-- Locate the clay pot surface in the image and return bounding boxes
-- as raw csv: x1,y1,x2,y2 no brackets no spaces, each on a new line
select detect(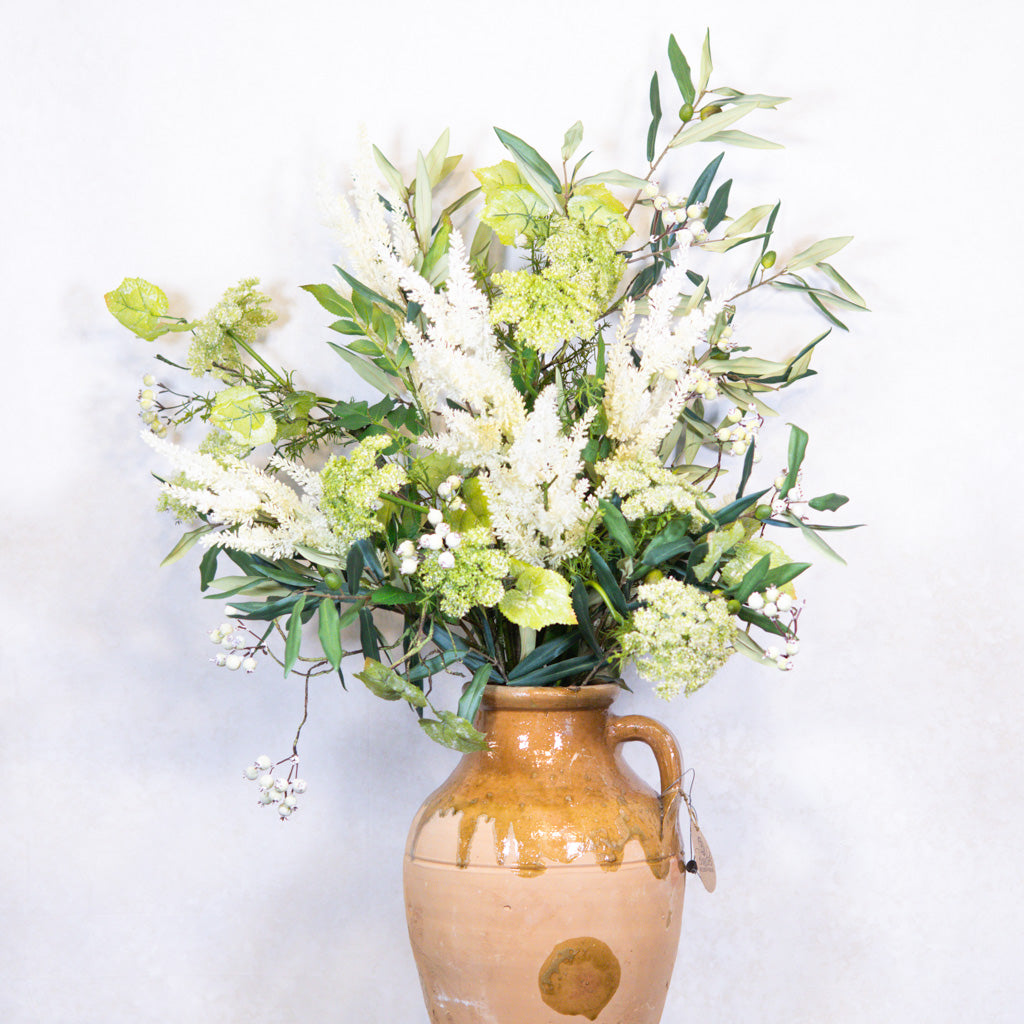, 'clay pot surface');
404,683,686,1024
